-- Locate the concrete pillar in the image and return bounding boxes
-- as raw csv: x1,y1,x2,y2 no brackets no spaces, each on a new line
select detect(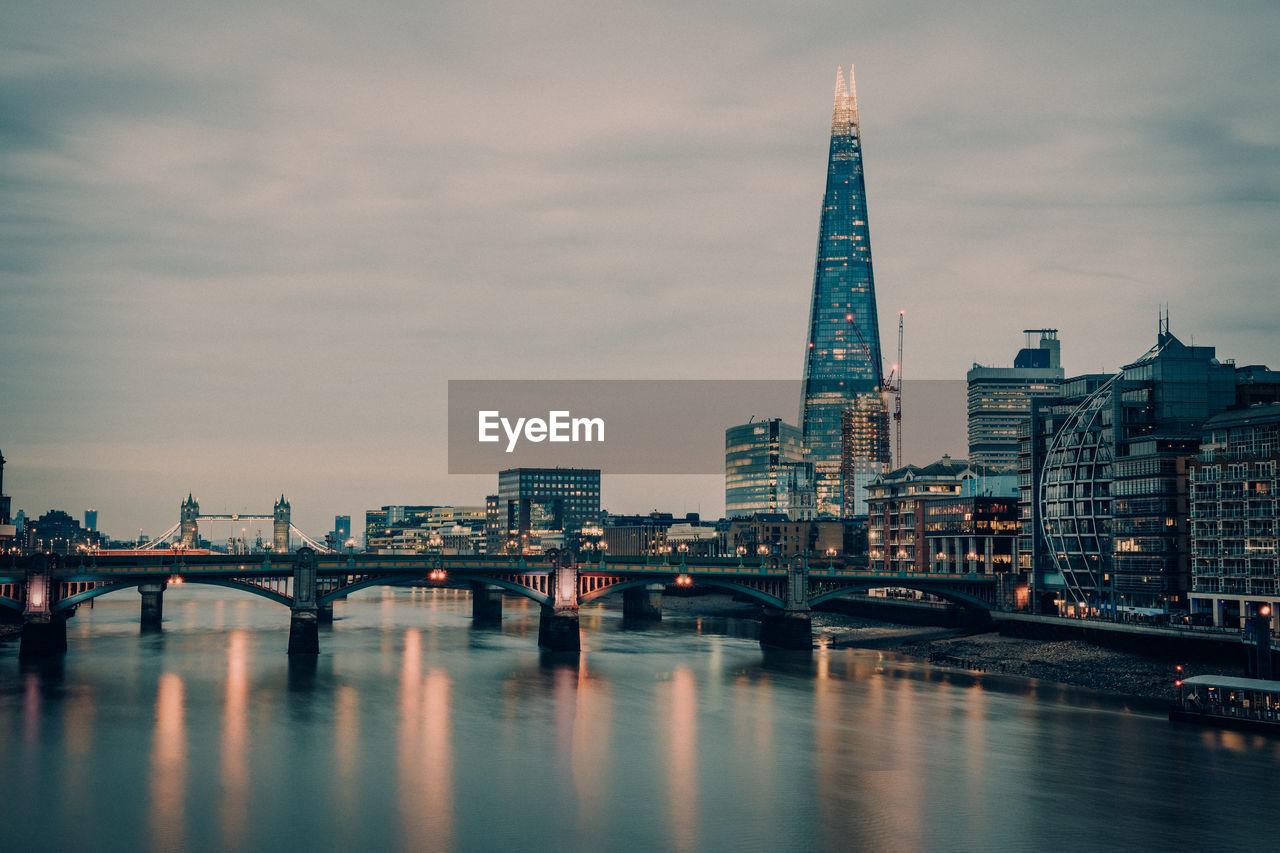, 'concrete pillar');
538,604,580,651
538,555,580,651
317,601,334,624
623,584,663,620
984,537,993,575
470,582,503,621
20,556,67,658
288,547,319,655
968,537,978,574
139,582,165,626
761,558,812,651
